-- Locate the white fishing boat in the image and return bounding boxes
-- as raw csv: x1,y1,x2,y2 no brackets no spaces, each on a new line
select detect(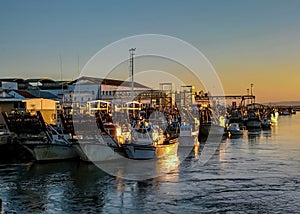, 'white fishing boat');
178,125,198,147
122,126,178,160
281,109,291,116
23,143,77,161
2,111,77,161
67,105,128,162
227,123,243,136
21,125,78,161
